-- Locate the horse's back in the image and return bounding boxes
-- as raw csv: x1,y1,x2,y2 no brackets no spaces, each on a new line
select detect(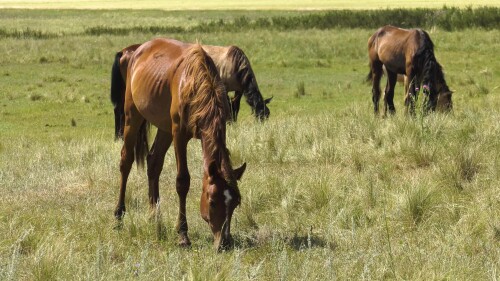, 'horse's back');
131,38,188,72
128,38,189,131
370,25,422,74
